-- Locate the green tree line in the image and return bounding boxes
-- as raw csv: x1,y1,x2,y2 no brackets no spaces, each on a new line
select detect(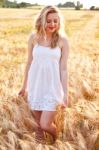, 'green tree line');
0,0,35,8
0,0,99,10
